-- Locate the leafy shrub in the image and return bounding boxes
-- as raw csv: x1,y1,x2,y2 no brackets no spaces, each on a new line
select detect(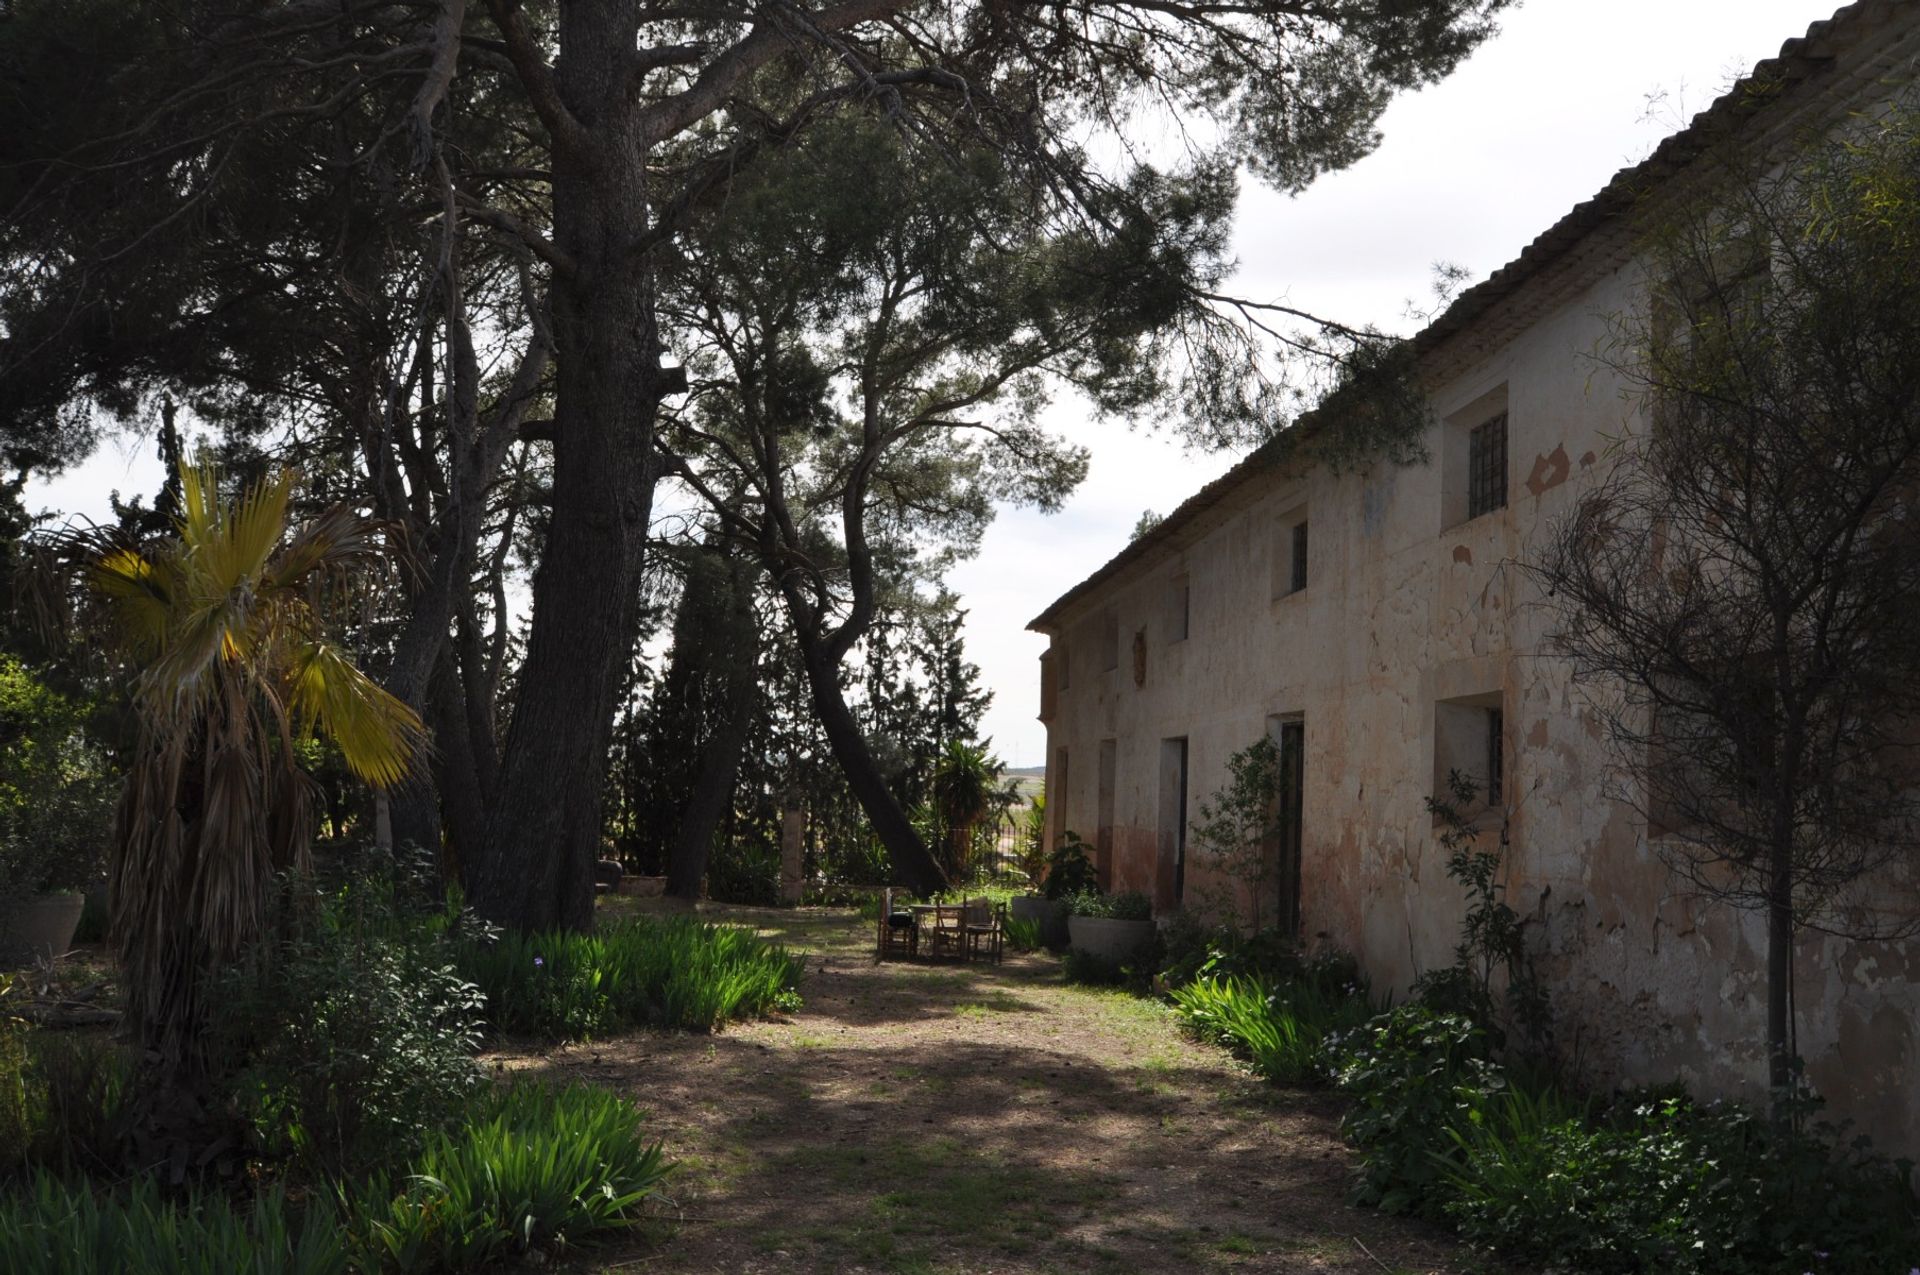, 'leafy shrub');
1331,1006,1503,1216
0,1171,348,1275
1423,772,1549,1046
706,837,780,905
1172,972,1378,1085
459,916,802,1040
361,1080,670,1271
1442,1088,1920,1274
0,655,116,905
1187,734,1287,930
212,863,488,1177
1158,915,1368,998
1041,831,1097,900
1063,888,1151,920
